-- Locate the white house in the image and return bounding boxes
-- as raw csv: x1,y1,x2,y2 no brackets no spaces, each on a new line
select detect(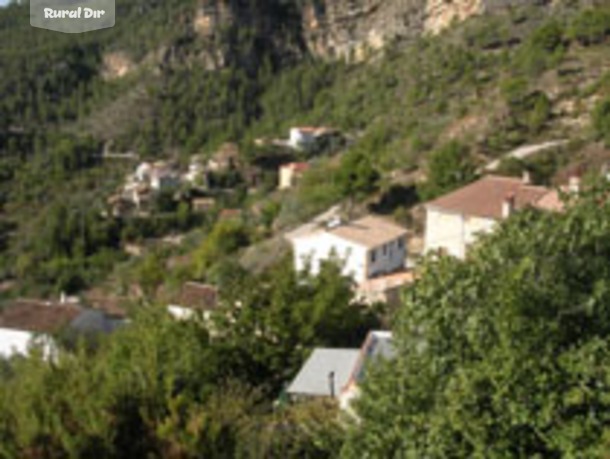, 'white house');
287,215,408,284
424,175,575,259
287,331,395,411
0,300,124,359
288,127,336,150
166,282,218,321
278,162,310,190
